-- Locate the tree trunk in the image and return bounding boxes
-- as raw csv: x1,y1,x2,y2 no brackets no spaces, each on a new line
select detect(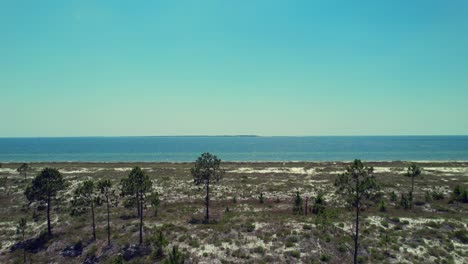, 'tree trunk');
205,182,210,224
410,176,414,209
354,177,360,264
91,201,96,241
139,191,143,244
23,234,26,263
106,195,110,246
136,193,140,217
305,197,308,216
47,195,52,236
